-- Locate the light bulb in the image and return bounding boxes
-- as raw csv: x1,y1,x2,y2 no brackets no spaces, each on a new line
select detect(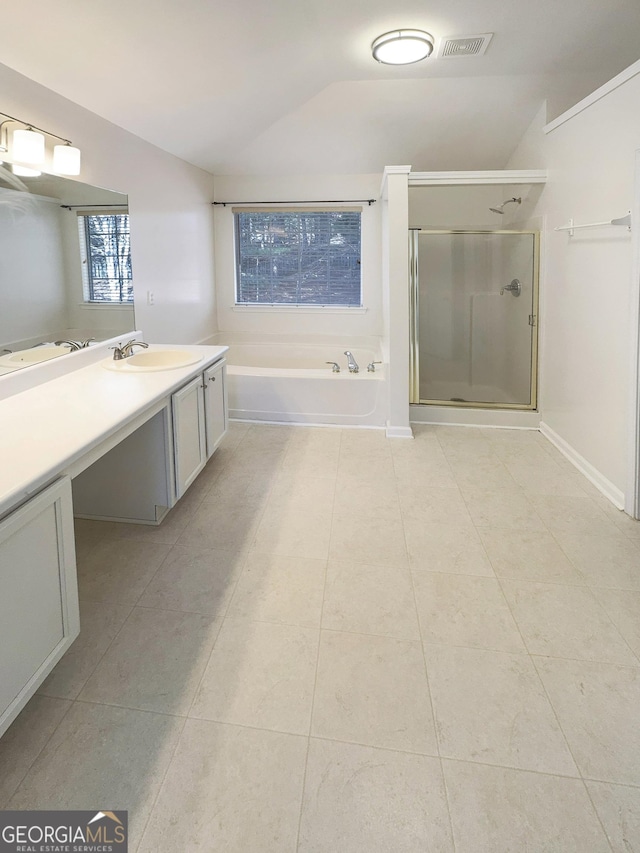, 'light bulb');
12,128,45,164
371,30,434,65
53,144,81,175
